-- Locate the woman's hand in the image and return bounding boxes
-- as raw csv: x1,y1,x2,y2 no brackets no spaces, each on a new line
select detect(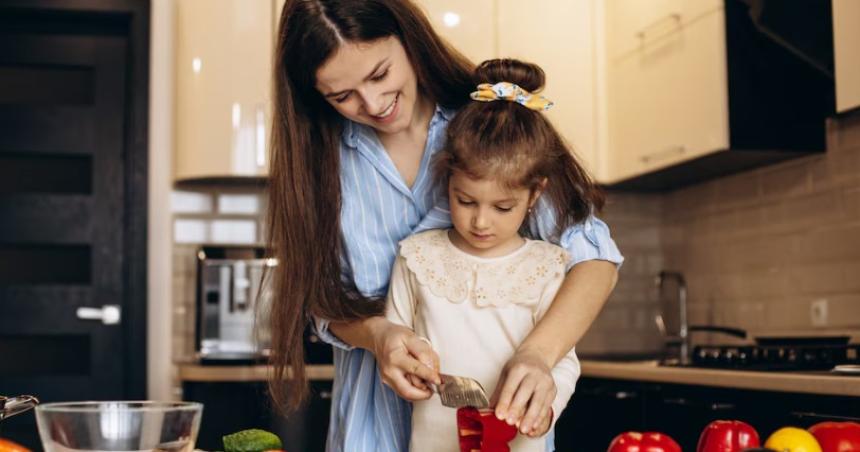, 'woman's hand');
370,319,441,401
490,349,557,436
